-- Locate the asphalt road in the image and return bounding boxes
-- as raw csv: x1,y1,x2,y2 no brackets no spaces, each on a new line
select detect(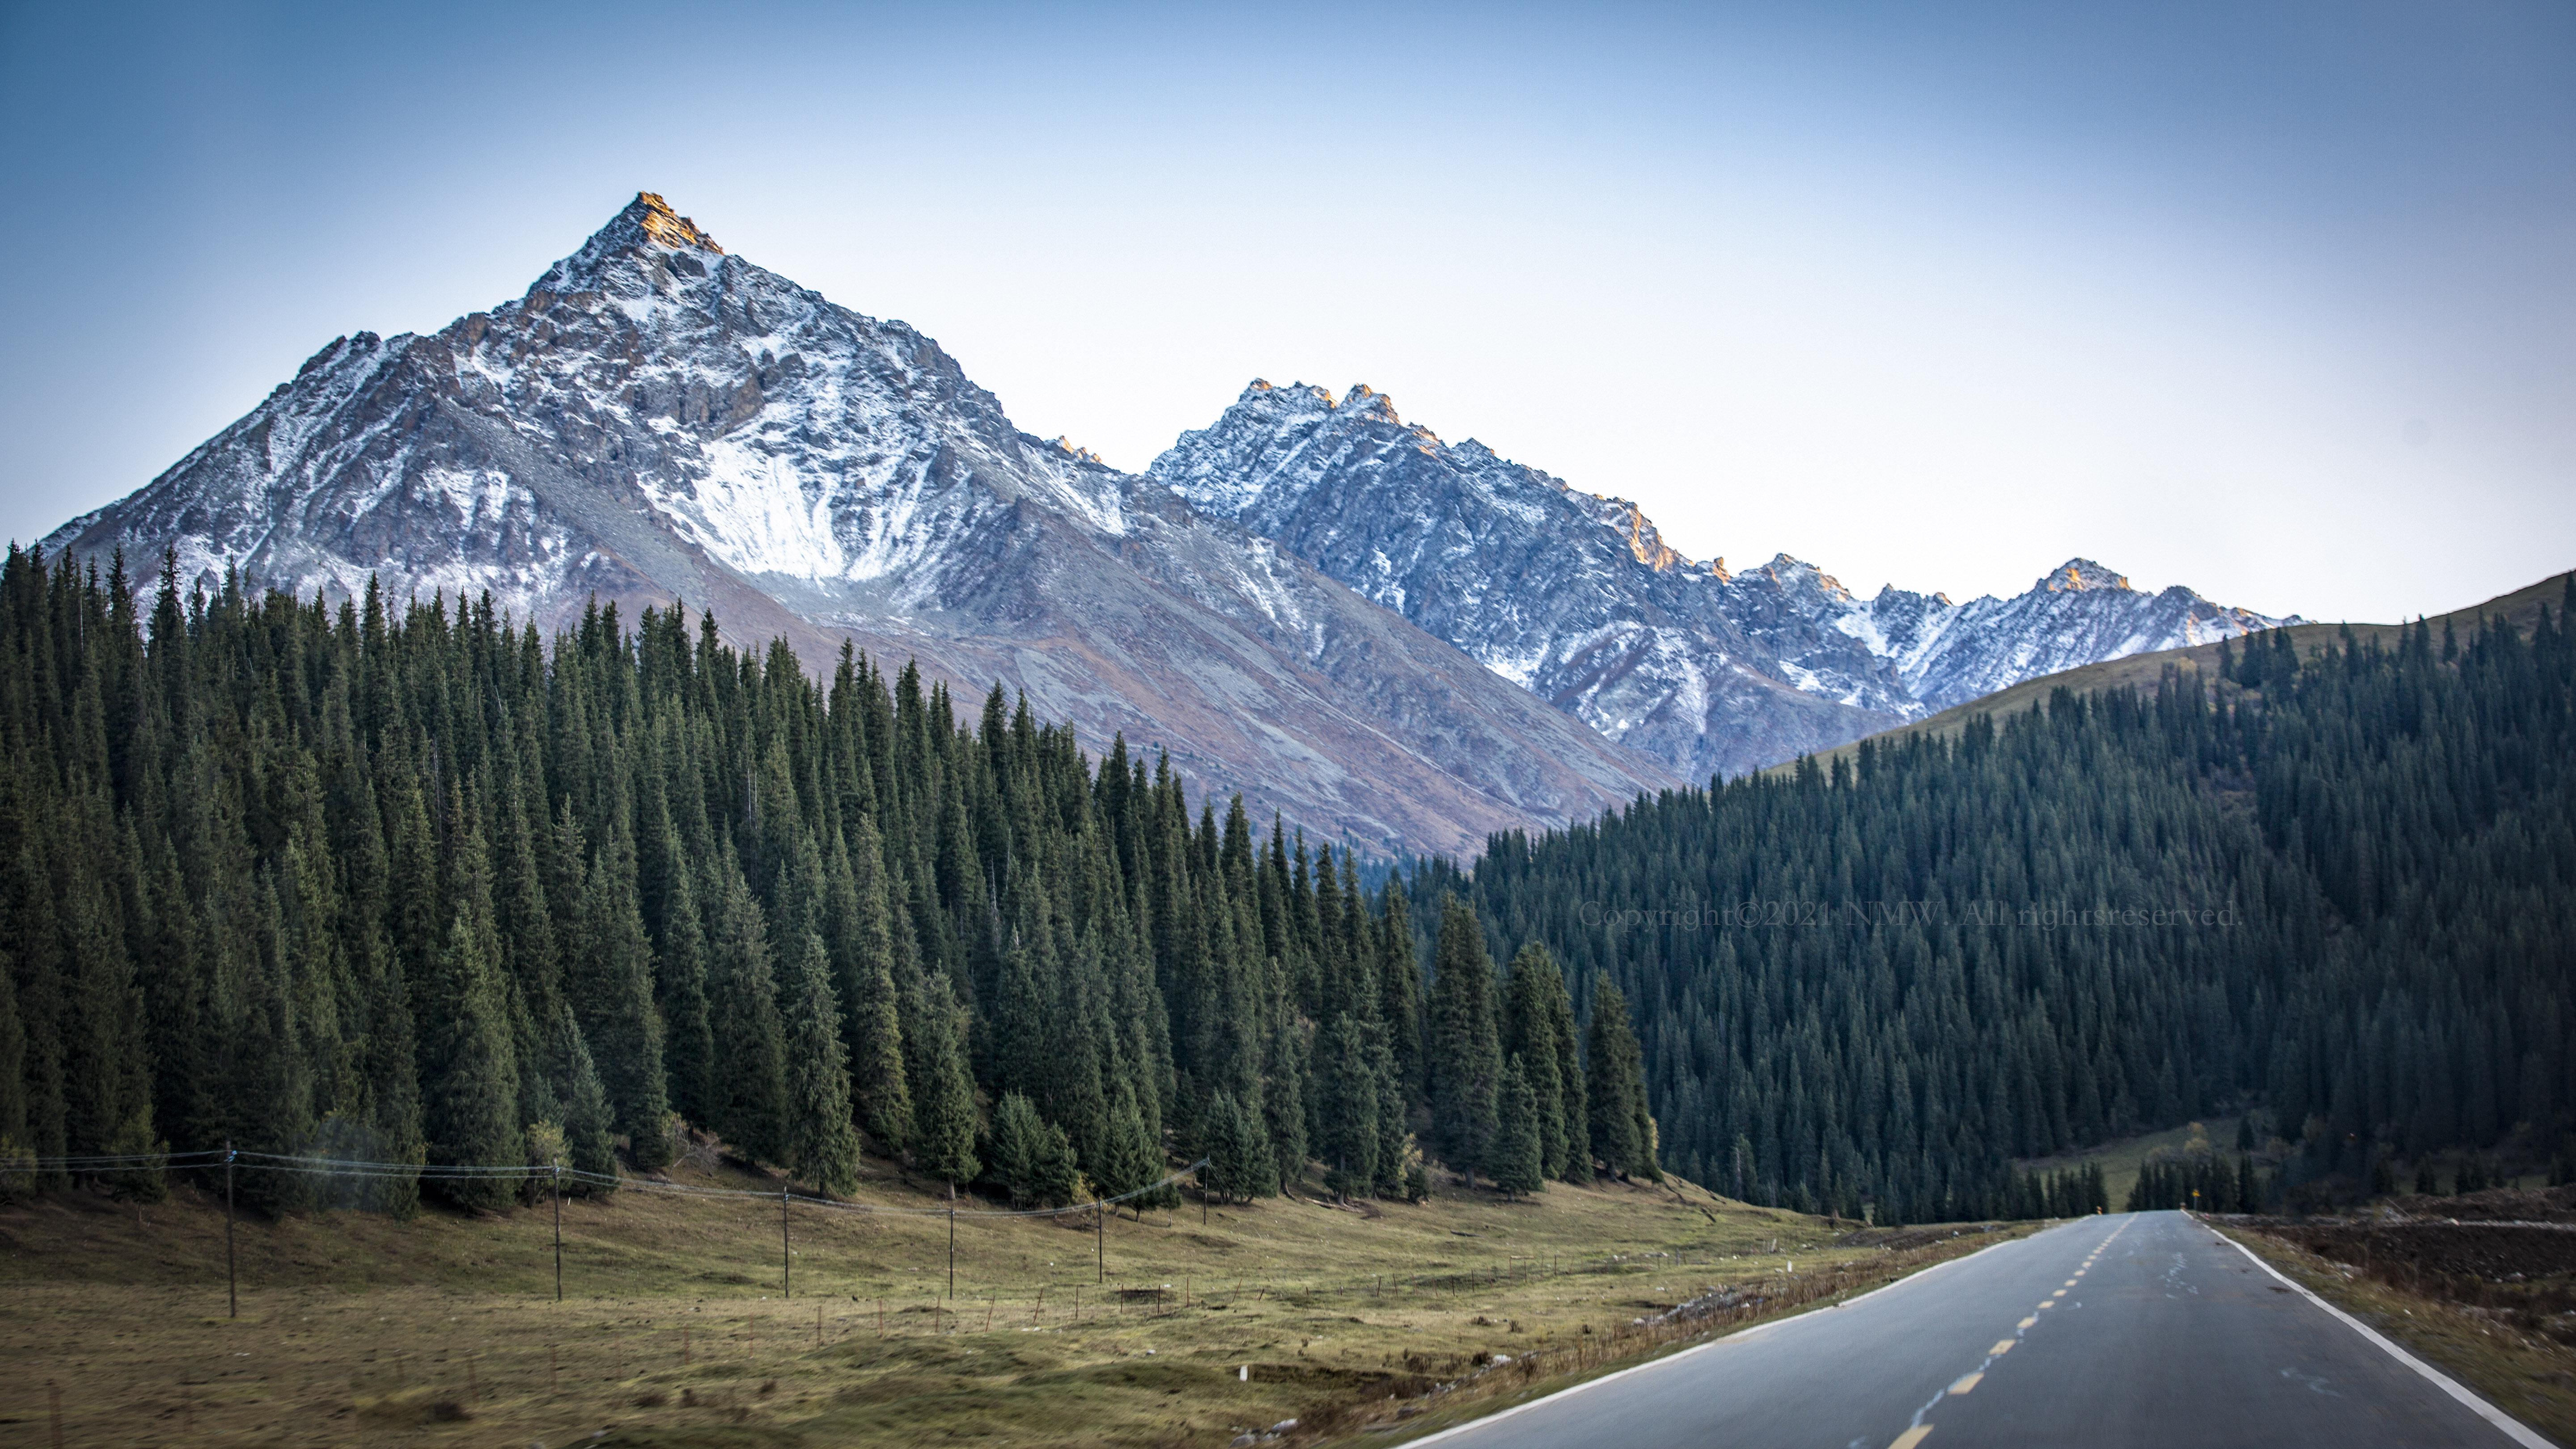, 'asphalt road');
1415,1210,2544,1449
